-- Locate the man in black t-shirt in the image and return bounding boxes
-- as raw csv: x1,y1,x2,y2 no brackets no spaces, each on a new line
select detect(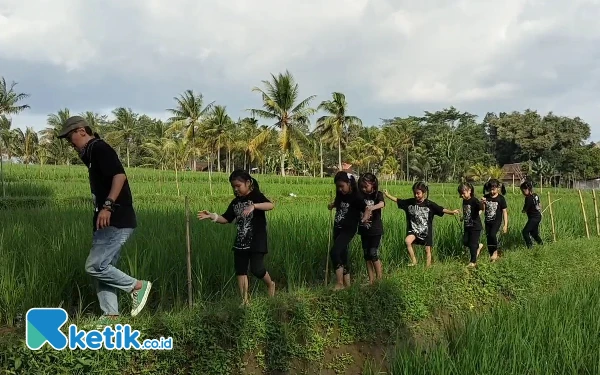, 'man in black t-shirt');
58,116,152,325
